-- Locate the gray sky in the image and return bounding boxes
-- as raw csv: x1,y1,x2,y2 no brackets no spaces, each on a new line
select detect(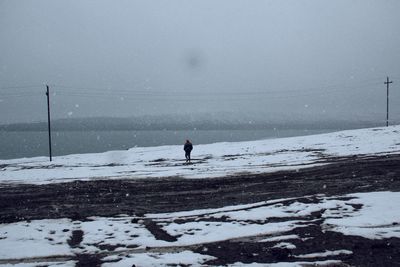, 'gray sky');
1,0,400,124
